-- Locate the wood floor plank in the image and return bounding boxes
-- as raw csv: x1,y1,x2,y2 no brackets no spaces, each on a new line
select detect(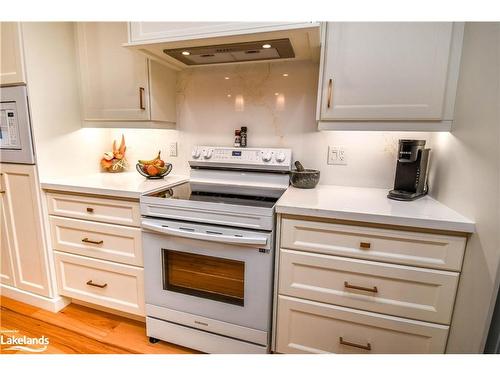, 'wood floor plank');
0,297,198,354
1,304,132,354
